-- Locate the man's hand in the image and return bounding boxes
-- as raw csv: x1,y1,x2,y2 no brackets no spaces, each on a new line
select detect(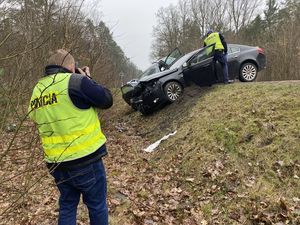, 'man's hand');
77,66,92,79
